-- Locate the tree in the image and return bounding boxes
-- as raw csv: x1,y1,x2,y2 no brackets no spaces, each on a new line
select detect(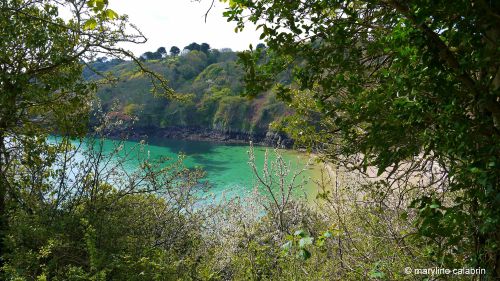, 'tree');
224,0,500,276
0,0,174,272
170,46,180,56
207,48,220,64
141,51,155,60
184,42,201,52
141,50,164,60
256,43,266,50
200,42,211,54
2,132,205,279
157,46,167,57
